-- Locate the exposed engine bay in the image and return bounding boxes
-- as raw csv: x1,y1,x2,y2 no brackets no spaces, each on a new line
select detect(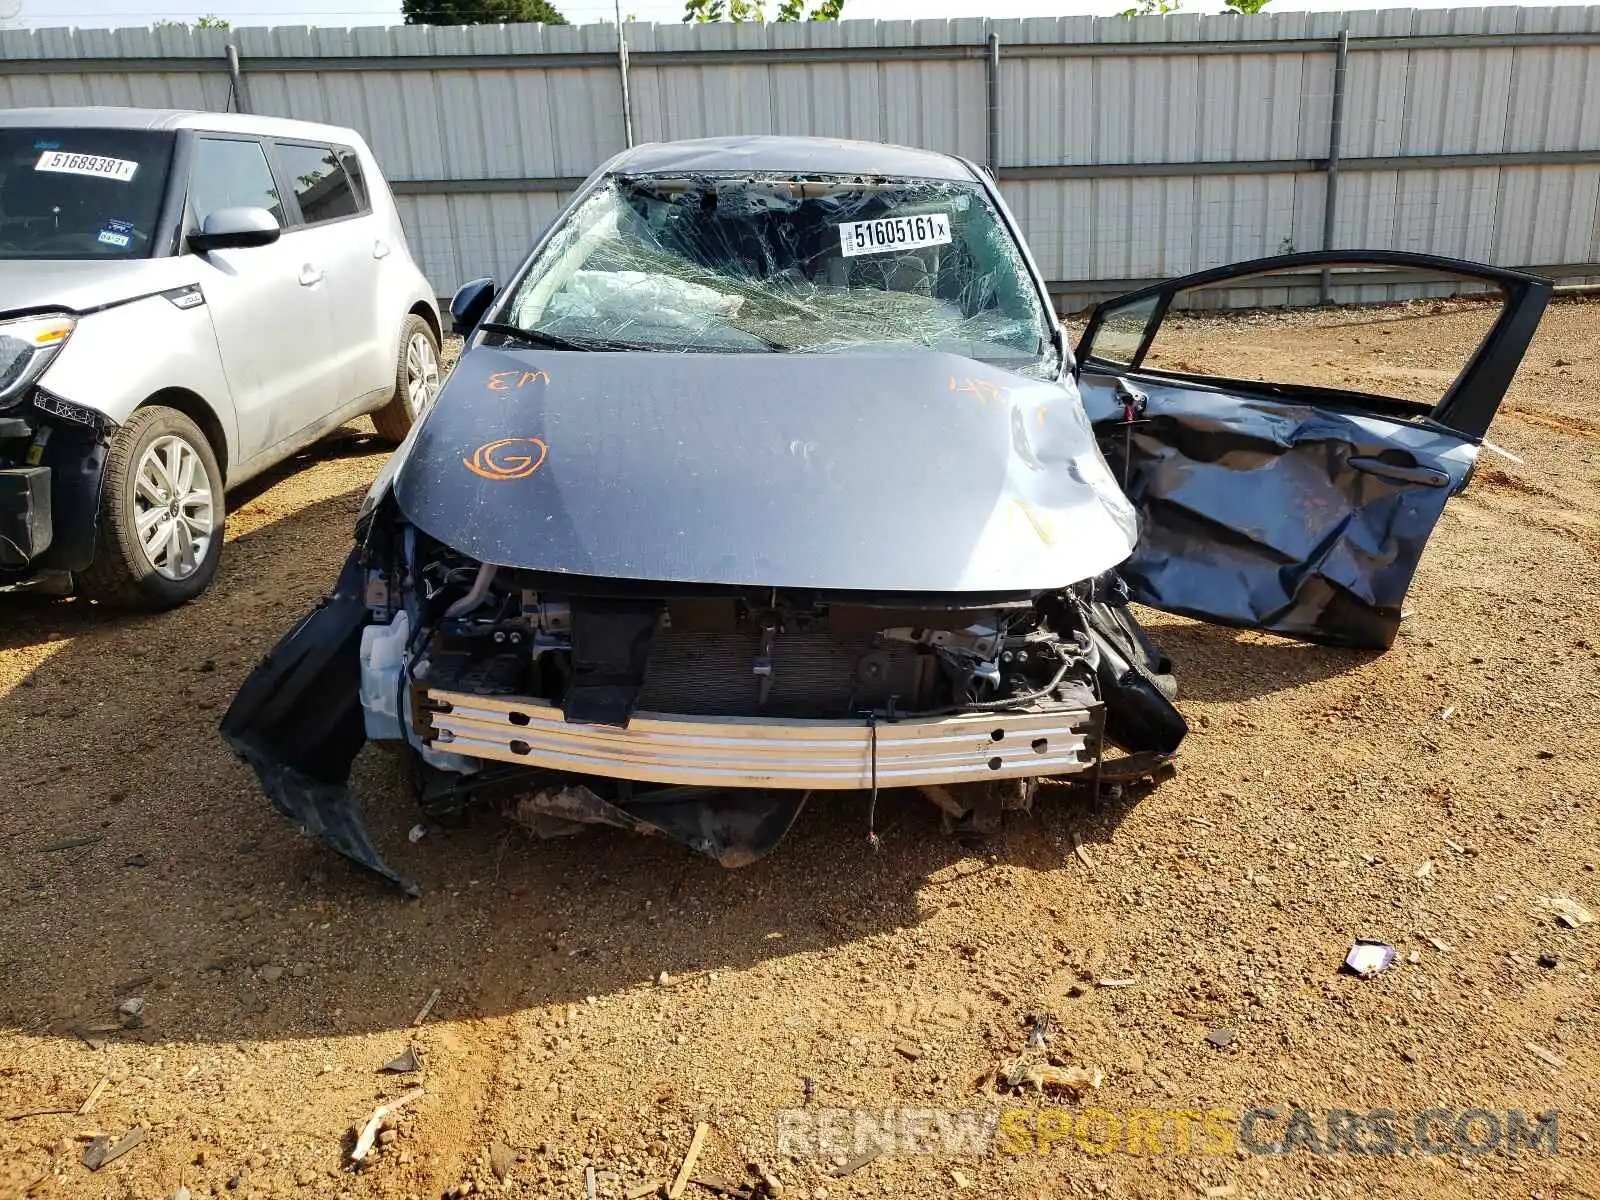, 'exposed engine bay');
222,520,1187,892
